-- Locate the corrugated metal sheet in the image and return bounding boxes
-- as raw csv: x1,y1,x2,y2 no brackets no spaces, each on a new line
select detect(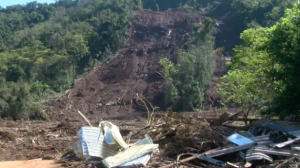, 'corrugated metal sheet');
251,120,300,133
246,147,273,162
